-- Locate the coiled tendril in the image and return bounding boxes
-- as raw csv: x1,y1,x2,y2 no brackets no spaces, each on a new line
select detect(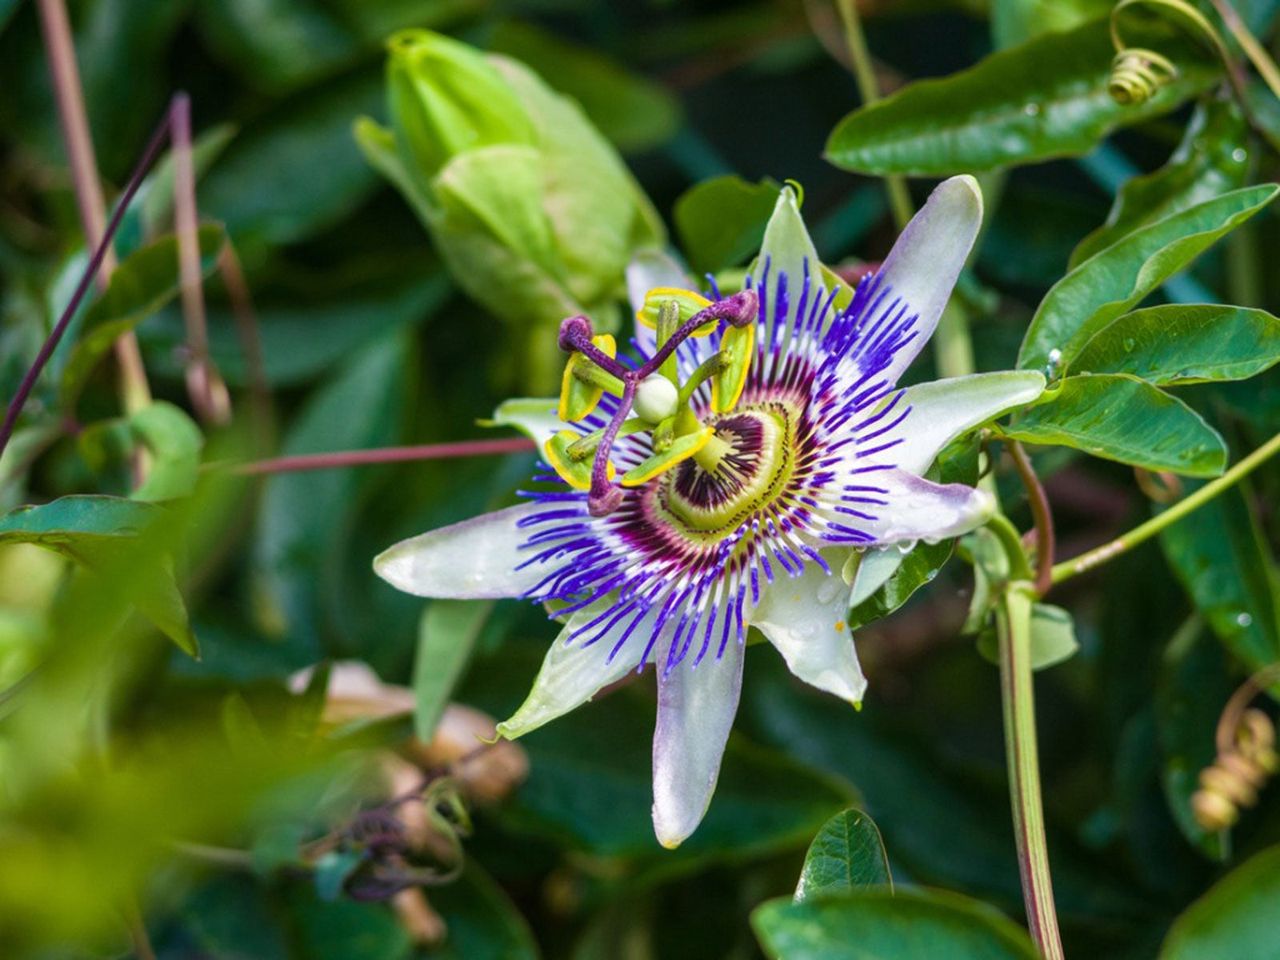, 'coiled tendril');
1107,0,1229,105
1191,664,1280,832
